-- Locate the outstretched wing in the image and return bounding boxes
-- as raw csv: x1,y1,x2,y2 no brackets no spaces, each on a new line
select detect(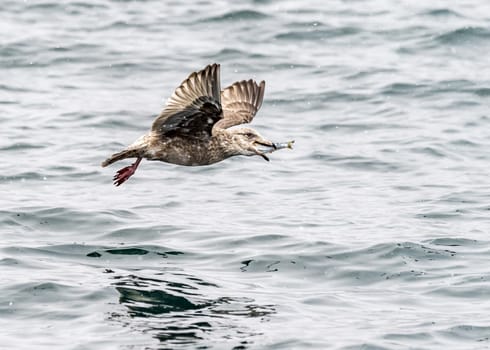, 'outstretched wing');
152,64,222,138
212,79,265,132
